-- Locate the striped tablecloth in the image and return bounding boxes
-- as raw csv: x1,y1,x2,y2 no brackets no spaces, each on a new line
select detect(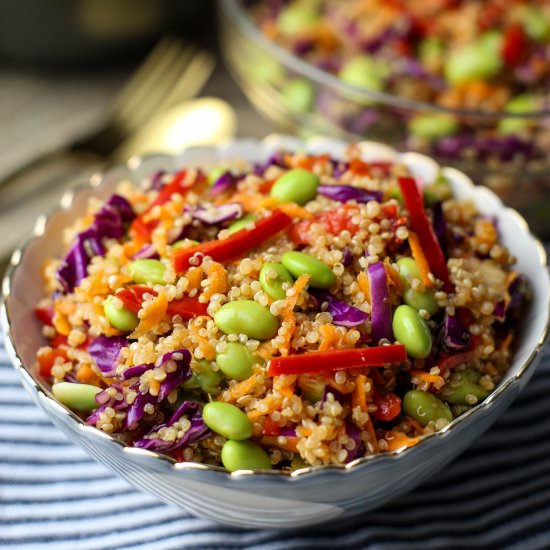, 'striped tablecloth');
2,341,550,550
